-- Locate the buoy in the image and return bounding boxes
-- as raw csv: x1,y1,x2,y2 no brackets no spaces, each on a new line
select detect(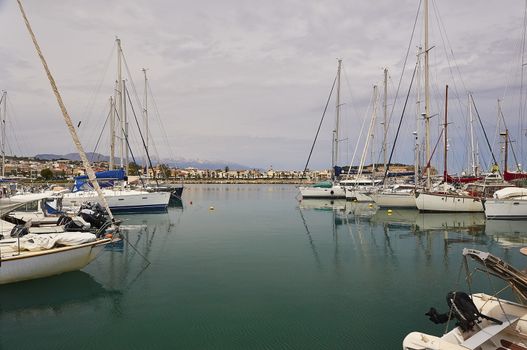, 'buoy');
368,203,373,208
190,201,193,205
387,209,393,216
209,206,215,211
